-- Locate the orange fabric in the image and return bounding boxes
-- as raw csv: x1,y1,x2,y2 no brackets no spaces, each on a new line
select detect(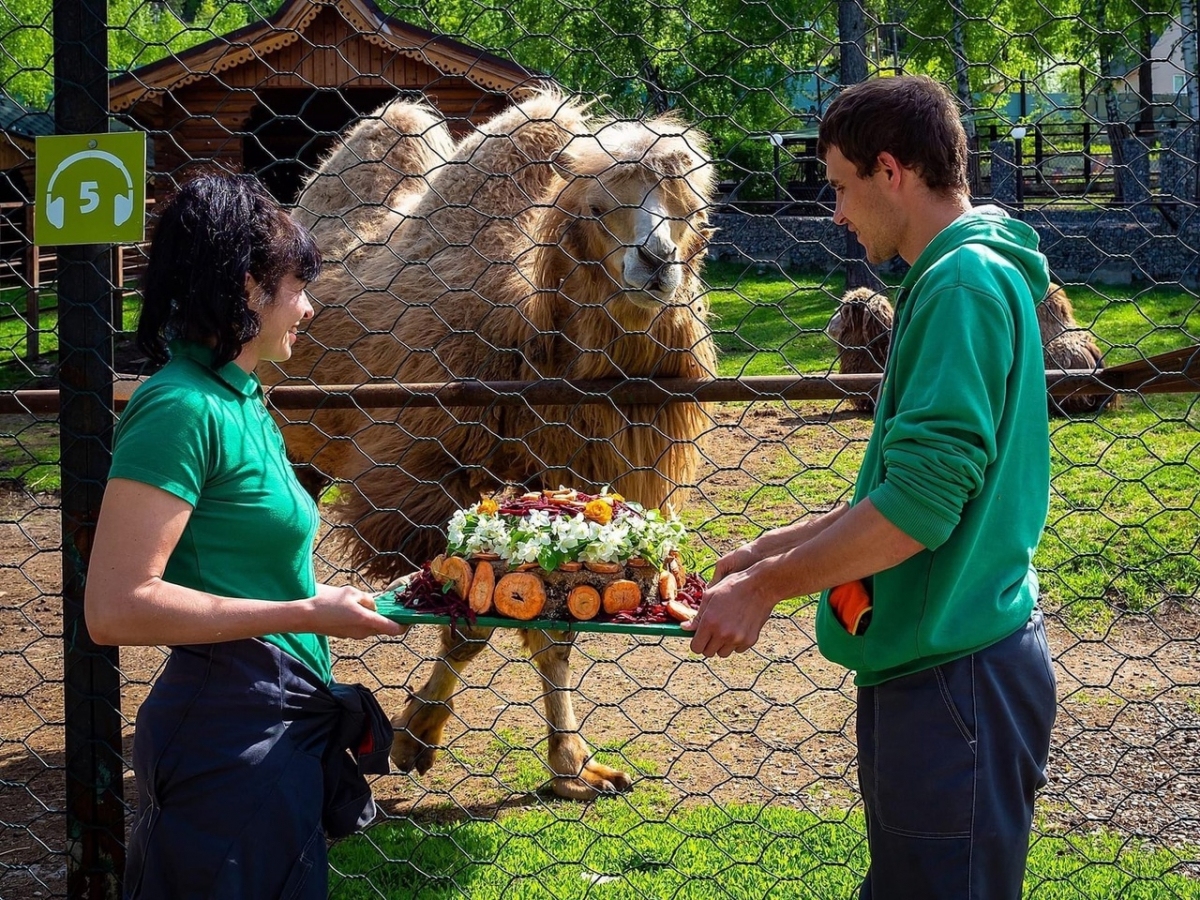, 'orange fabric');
829,580,873,635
